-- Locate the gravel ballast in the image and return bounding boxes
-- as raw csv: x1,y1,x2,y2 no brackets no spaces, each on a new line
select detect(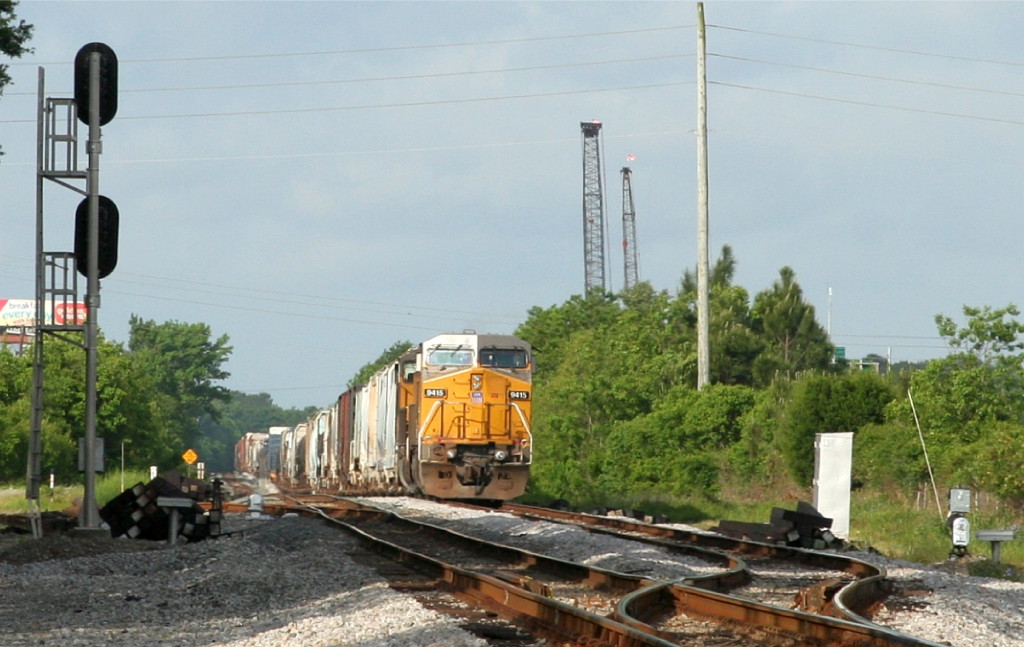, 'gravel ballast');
1,501,1022,647
356,497,1024,647
0,514,487,647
